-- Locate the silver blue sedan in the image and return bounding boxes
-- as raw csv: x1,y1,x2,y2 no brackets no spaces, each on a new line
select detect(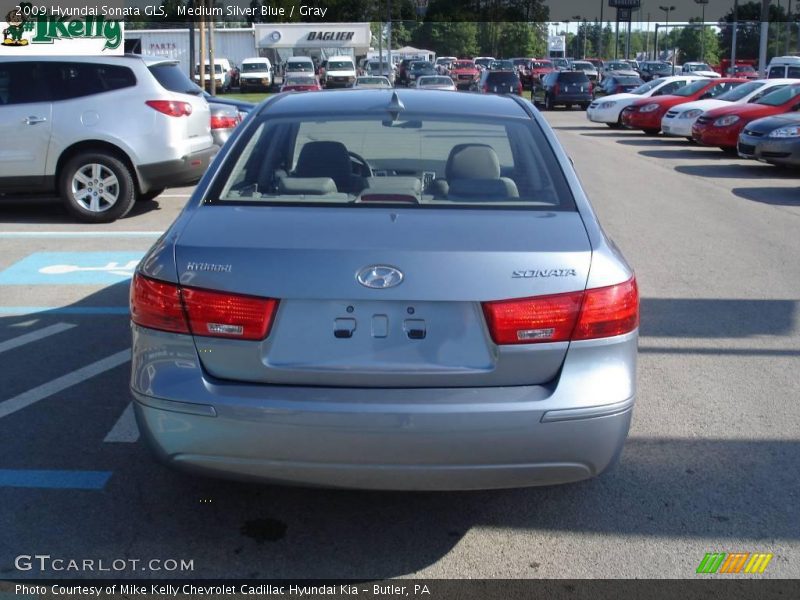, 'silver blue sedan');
130,89,639,490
